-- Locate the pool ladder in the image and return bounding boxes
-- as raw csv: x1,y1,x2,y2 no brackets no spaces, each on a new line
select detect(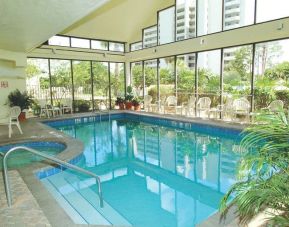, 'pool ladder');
2,146,104,208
